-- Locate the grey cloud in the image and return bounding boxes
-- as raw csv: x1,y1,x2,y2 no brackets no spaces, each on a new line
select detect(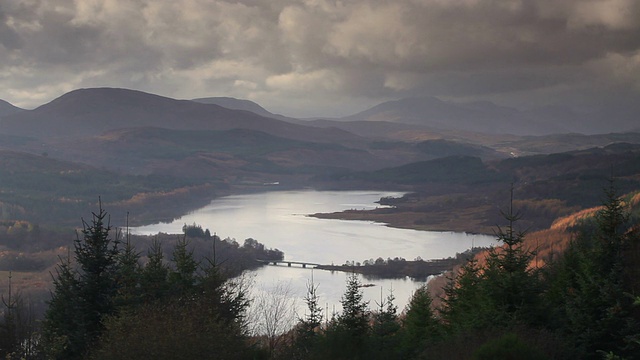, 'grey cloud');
0,0,639,116
0,4,24,50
